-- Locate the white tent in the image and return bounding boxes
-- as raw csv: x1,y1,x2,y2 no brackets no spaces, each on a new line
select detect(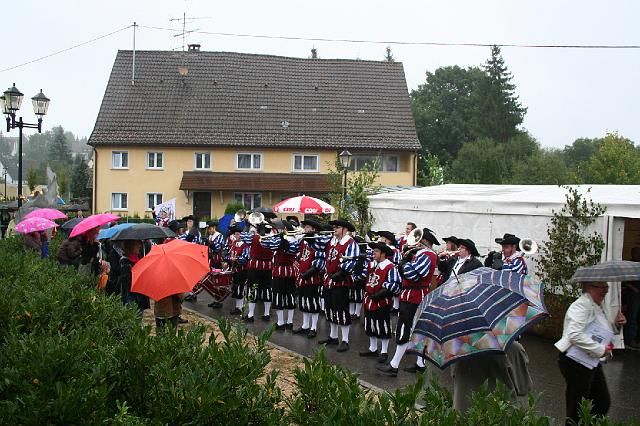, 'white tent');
369,184,640,346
